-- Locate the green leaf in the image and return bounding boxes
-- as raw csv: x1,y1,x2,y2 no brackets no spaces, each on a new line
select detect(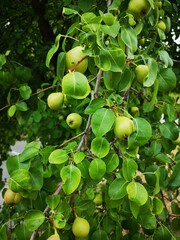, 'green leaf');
48,149,68,164
144,58,158,87
158,50,173,67
127,182,148,206
62,7,78,15
128,118,152,148
130,201,140,219
8,105,16,117
138,212,157,229
19,141,41,162
159,121,179,140
73,152,85,164
77,160,90,178
95,48,125,72
53,212,66,229
108,178,128,200
0,54,6,69
108,0,122,10
155,153,171,164
153,169,160,195
6,155,30,175
46,34,61,68
29,162,43,191
158,68,177,92
91,108,115,137
15,102,28,111
46,195,60,210
91,137,110,158
103,152,119,172
8,169,32,192
122,158,138,182
24,210,45,232
56,52,65,79
84,98,106,114
19,85,32,100
121,26,137,53
168,161,180,188
60,165,81,194
91,229,109,240
100,21,120,38
89,158,106,180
